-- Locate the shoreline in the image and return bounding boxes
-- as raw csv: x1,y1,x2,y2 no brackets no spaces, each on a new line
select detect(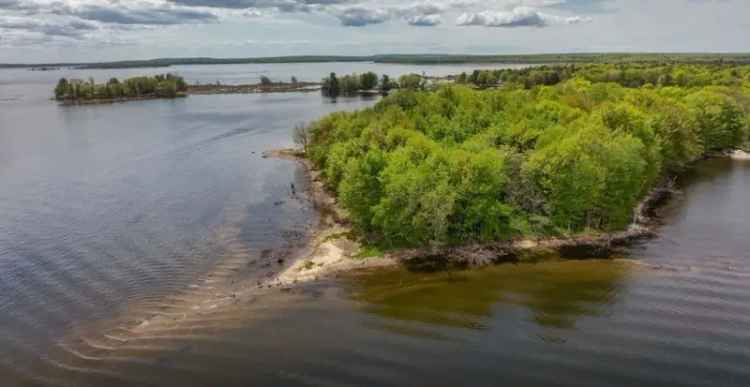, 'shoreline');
264,149,400,287
55,148,745,355
265,148,678,286
54,83,385,105
57,93,187,106
187,82,322,95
